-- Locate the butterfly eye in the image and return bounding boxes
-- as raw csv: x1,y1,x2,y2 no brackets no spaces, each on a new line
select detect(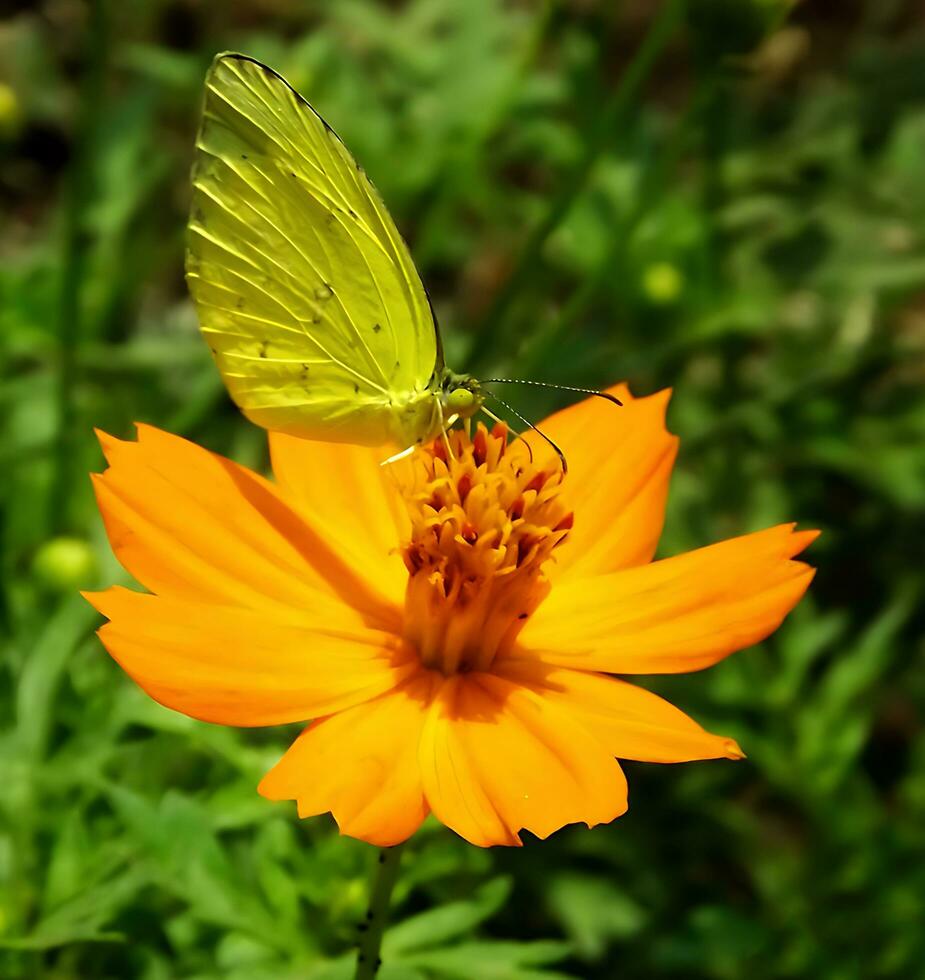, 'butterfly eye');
446,387,476,412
